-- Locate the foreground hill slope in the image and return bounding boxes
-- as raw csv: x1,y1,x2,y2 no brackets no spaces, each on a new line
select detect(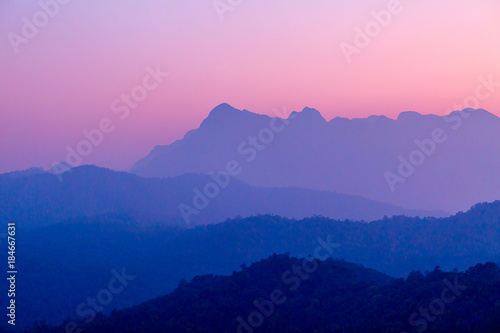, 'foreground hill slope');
31,255,500,333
